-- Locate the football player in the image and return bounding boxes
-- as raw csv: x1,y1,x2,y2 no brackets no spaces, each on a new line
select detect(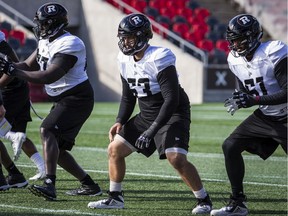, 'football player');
87,13,212,214
211,14,287,216
0,3,102,200
0,91,28,190
0,30,45,180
